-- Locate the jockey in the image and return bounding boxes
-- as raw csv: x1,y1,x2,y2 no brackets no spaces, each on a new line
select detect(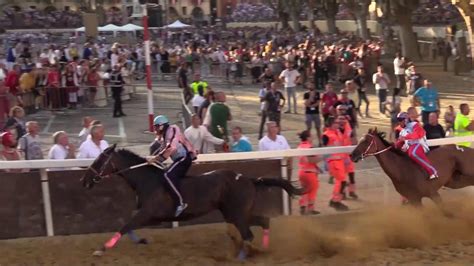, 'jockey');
395,112,438,180
148,115,196,217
